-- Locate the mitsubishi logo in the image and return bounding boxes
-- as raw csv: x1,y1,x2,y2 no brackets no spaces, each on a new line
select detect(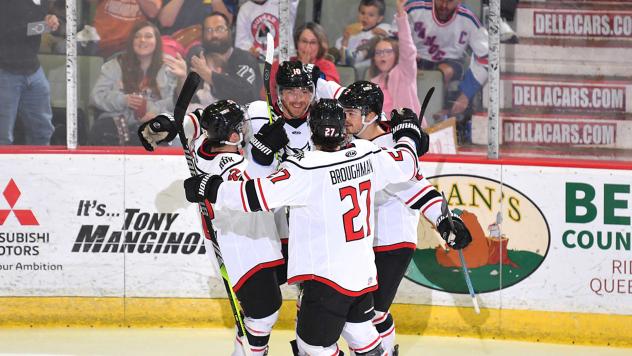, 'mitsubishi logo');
0,179,39,225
